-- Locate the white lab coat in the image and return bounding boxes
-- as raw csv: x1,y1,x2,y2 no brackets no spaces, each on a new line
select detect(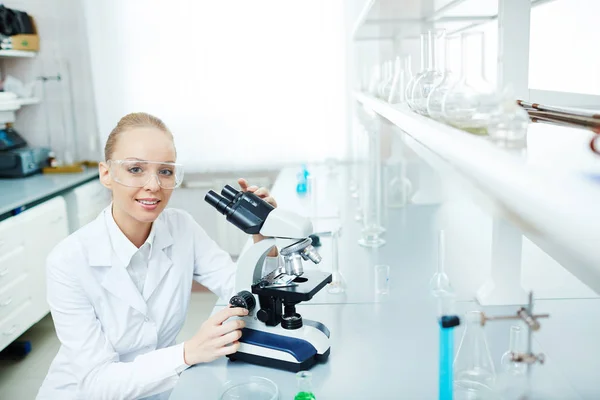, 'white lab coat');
36,206,238,400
